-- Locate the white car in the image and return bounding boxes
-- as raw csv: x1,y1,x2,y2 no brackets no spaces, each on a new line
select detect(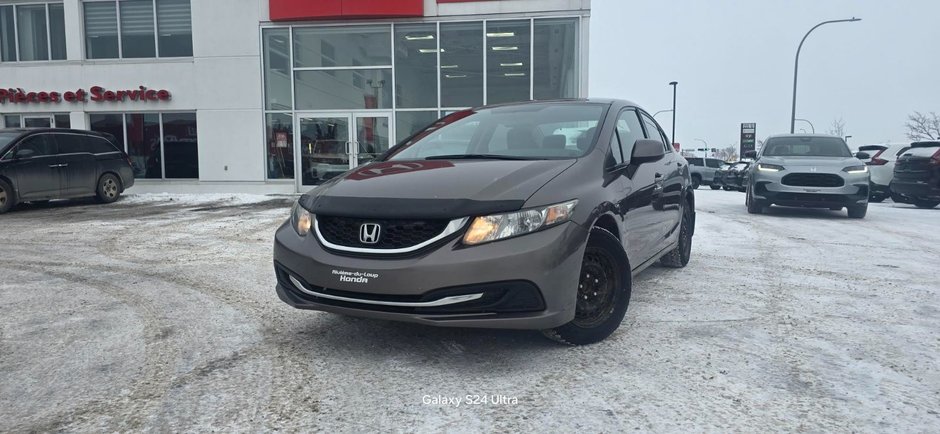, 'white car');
857,143,911,202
